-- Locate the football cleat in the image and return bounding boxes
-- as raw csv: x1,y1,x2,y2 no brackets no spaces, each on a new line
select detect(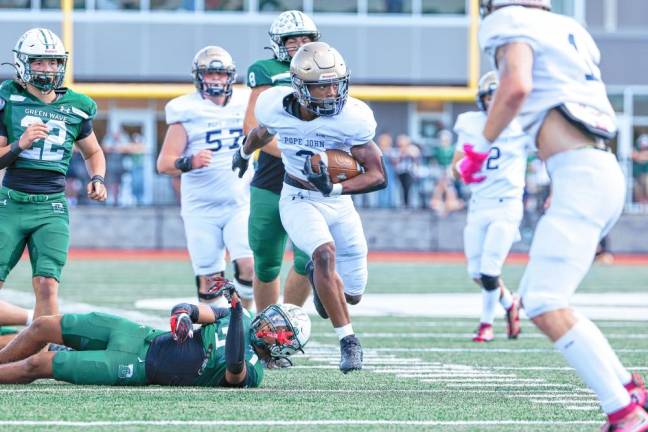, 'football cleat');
306,260,328,319
339,334,363,374
601,404,648,432
626,373,648,410
472,323,494,343
505,295,522,339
